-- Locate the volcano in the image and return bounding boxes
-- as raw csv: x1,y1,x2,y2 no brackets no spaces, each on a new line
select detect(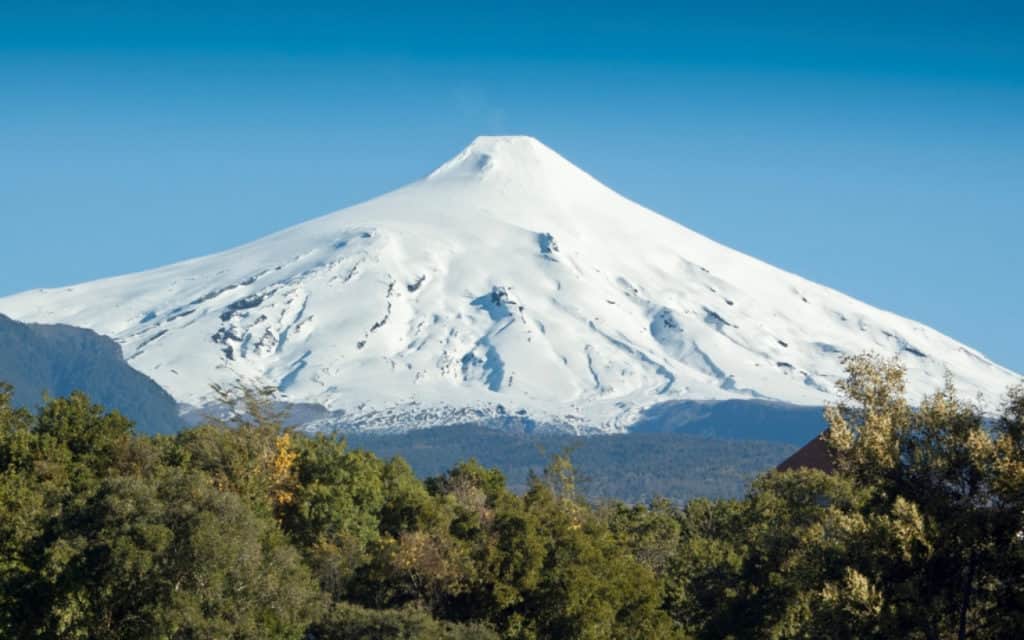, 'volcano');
1,136,1017,432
